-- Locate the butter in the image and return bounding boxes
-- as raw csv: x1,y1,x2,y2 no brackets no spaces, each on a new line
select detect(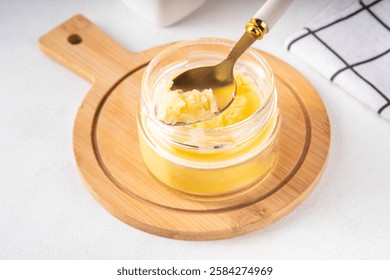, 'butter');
156,80,219,125
141,70,277,195
193,72,261,128
156,72,261,127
